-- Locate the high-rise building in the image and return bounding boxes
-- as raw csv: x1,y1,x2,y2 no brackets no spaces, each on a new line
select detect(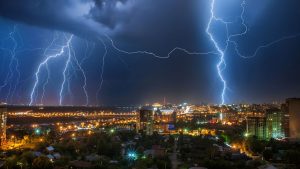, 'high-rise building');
247,117,266,140
281,103,290,138
266,109,284,139
0,108,7,145
154,108,177,132
137,106,154,135
286,98,300,139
